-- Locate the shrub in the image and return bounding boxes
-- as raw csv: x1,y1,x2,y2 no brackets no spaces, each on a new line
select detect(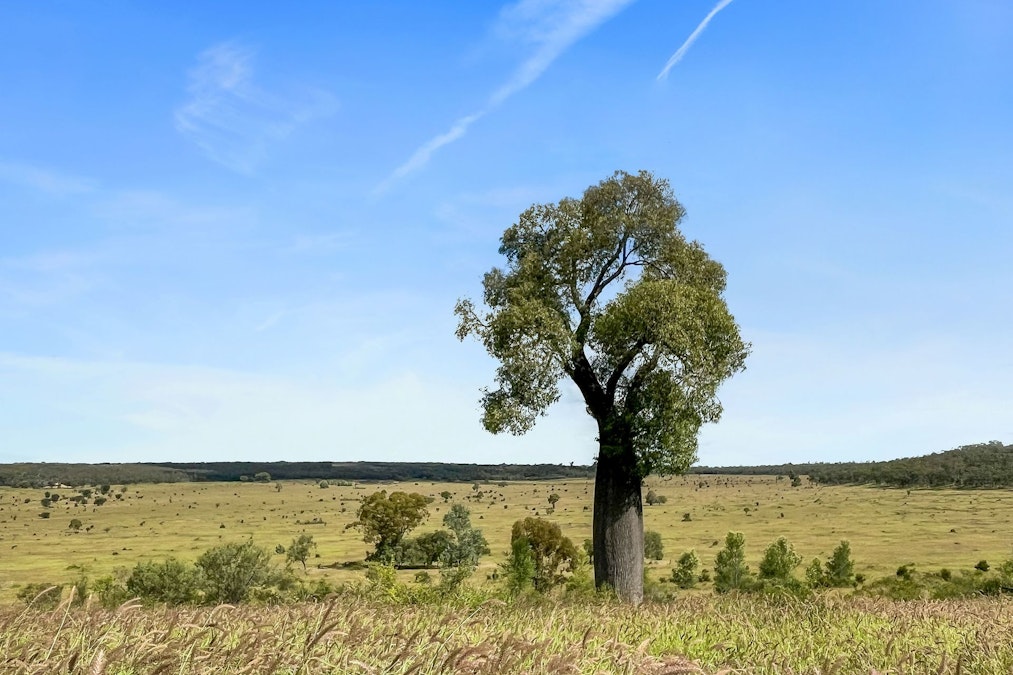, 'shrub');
645,490,668,506
68,518,83,531
825,540,855,587
976,560,990,572
714,532,751,593
805,557,825,587
644,531,664,561
318,480,329,489
196,541,274,604
501,537,537,595
127,558,202,605
16,583,63,609
671,550,700,588
253,472,271,483
759,537,802,581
